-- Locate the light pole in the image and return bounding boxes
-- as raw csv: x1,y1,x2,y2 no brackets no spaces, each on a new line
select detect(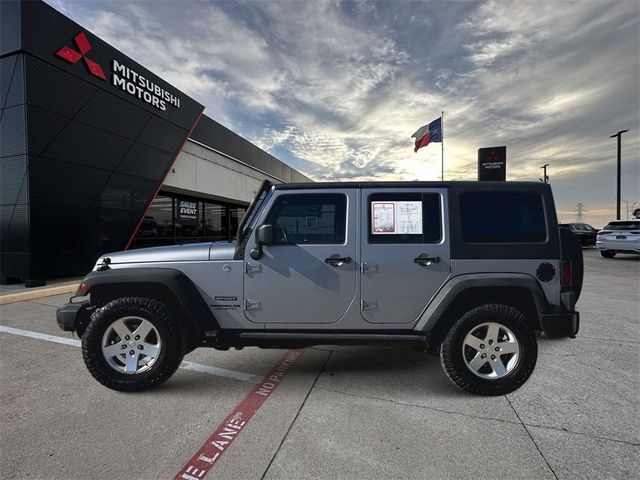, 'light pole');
610,129,629,220
540,163,550,183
